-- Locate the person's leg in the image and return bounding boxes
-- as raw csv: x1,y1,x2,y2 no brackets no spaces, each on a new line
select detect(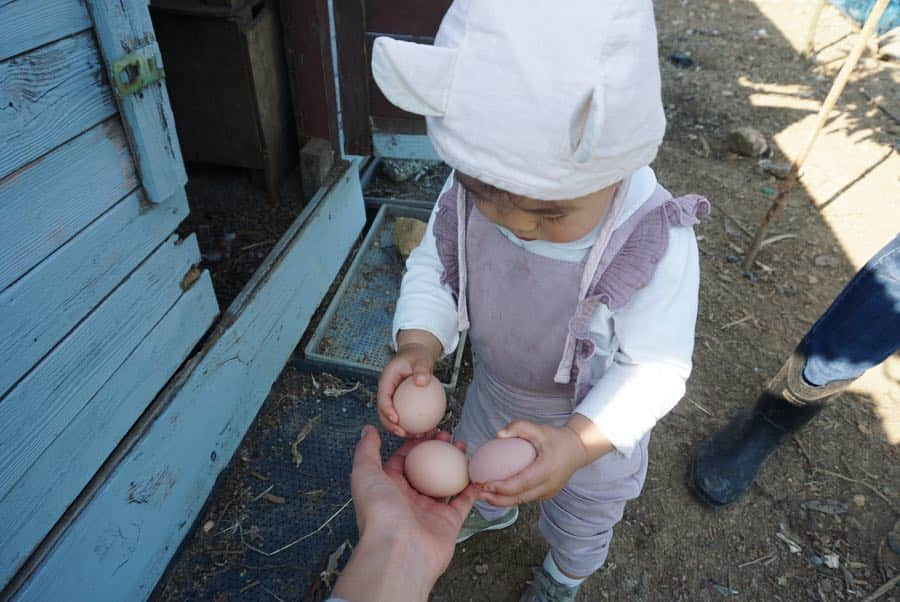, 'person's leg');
800,235,900,387
522,437,648,601
452,373,519,539
692,236,900,507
